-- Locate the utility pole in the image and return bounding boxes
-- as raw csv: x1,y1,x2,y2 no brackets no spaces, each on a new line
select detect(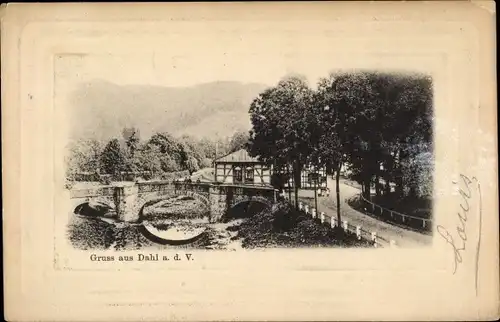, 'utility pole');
314,176,318,214
213,140,218,182
312,170,318,214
